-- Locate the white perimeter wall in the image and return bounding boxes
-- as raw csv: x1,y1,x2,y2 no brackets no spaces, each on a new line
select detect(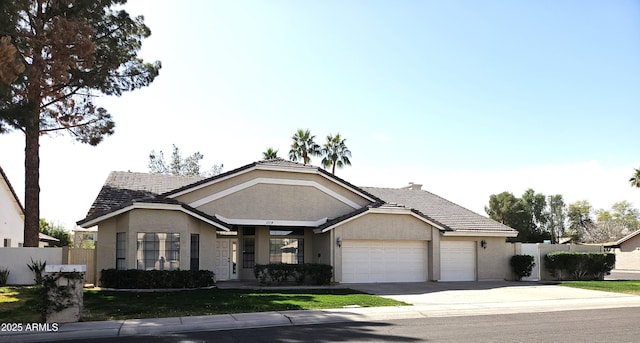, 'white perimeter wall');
521,243,603,281
0,248,62,285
